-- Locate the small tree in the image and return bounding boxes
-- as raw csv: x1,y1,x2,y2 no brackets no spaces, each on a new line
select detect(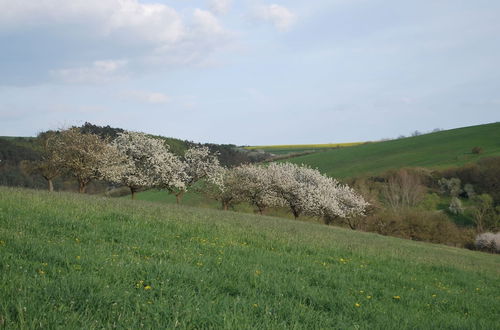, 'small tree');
305,175,368,227
202,167,243,210
234,164,282,214
55,128,118,193
384,169,425,209
173,146,222,204
449,197,464,215
472,194,499,232
438,178,462,197
266,163,320,219
111,131,185,199
22,131,62,191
